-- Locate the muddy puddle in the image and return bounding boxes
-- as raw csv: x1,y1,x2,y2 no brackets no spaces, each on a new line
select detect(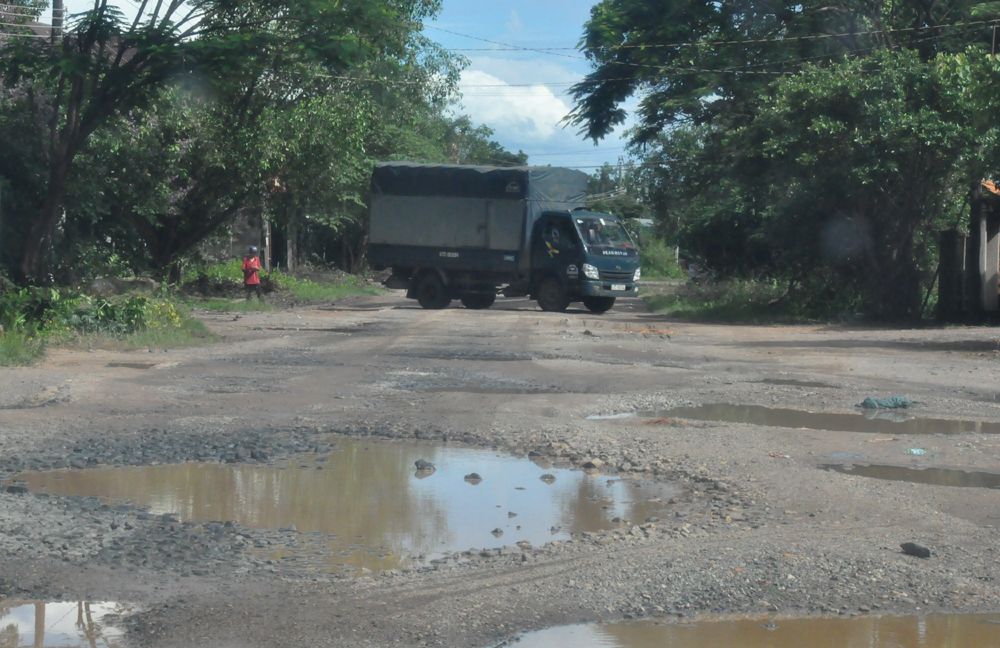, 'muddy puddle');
16,439,675,573
823,463,1000,489
588,404,1000,435
401,353,532,362
0,600,131,647
418,386,561,395
106,362,157,370
518,613,1000,648
759,378,837,388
